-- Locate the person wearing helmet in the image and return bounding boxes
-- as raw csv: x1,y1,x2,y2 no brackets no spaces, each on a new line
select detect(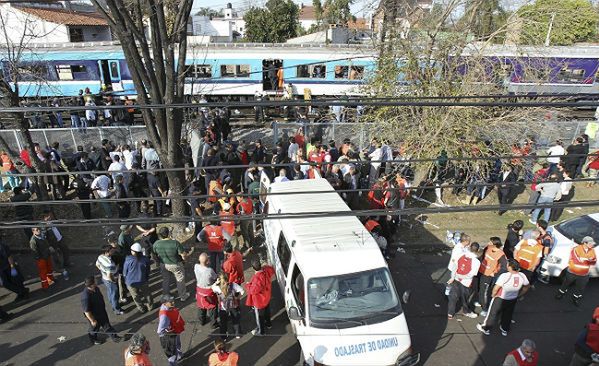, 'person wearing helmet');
124,332,152,366
123,243,153,313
